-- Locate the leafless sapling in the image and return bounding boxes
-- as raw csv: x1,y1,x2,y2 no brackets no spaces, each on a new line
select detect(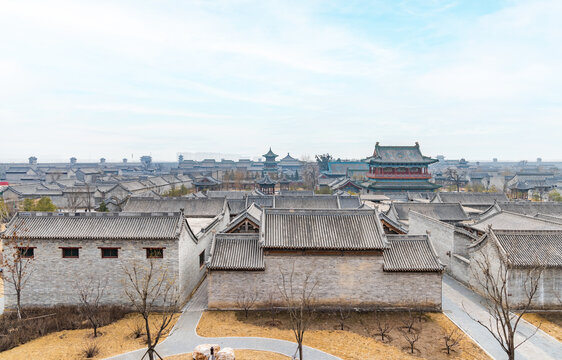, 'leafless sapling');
278,263,318,360
400,324,422,354
374,309,394,342
122,260,179,360
336,306,352,330
400,309,416,333
468,247,544,360
1,223,34,319
266,292,281,326
236,290,257,318
77,278,107,337
442,328,463,355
